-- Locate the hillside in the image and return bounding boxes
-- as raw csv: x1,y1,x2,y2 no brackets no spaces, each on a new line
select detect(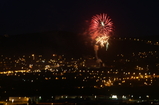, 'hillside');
0,31,159,60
